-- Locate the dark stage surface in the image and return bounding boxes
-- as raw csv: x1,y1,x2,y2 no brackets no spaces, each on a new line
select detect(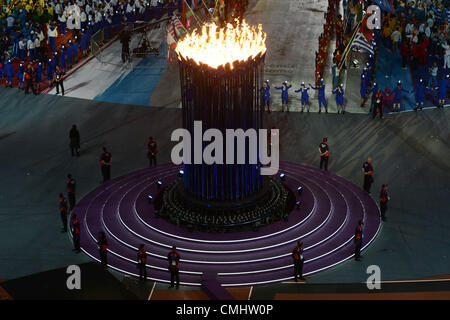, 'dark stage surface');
0,87,449,287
